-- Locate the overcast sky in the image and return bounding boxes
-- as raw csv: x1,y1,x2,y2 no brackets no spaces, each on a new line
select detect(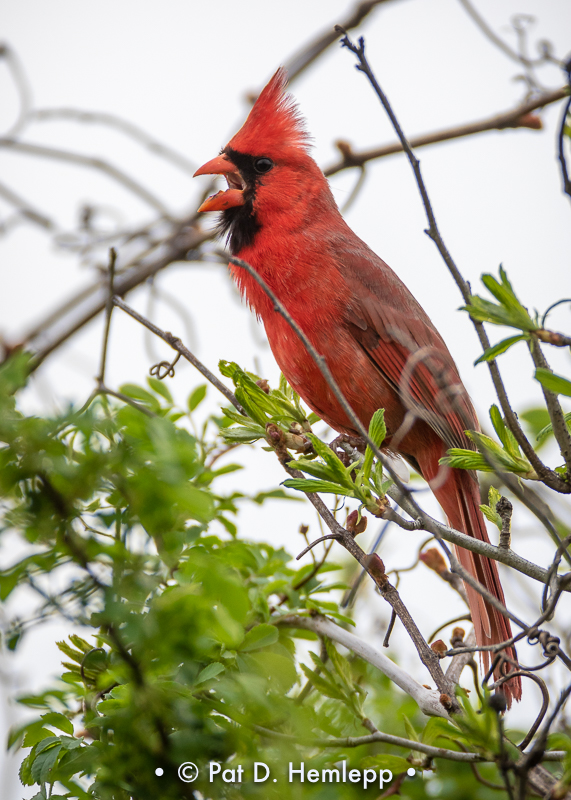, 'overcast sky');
1,1,571,795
